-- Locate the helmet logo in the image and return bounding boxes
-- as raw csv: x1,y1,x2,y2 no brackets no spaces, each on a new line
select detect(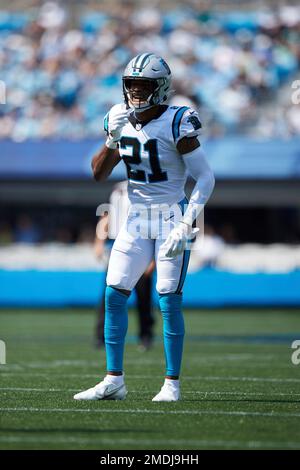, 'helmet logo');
159,58,171,74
